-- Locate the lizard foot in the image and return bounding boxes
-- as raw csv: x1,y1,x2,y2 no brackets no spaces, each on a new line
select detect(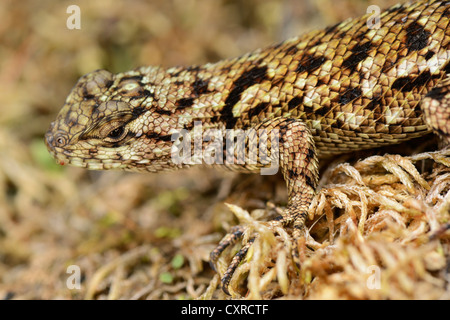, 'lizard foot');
210,208,308,295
